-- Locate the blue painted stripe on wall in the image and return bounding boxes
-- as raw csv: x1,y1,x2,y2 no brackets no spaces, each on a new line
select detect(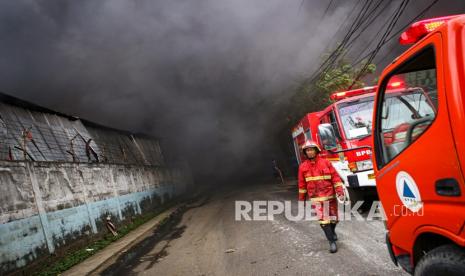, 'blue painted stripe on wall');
0,186,174,271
